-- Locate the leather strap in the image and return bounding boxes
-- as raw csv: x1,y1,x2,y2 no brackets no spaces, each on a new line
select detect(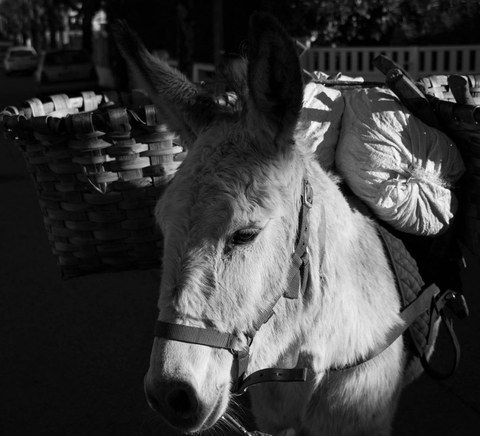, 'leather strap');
330,283,440,372
155,321,241,350
284,179,314,299
238,368,307,393
420,291,461,380
156,321,252,391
